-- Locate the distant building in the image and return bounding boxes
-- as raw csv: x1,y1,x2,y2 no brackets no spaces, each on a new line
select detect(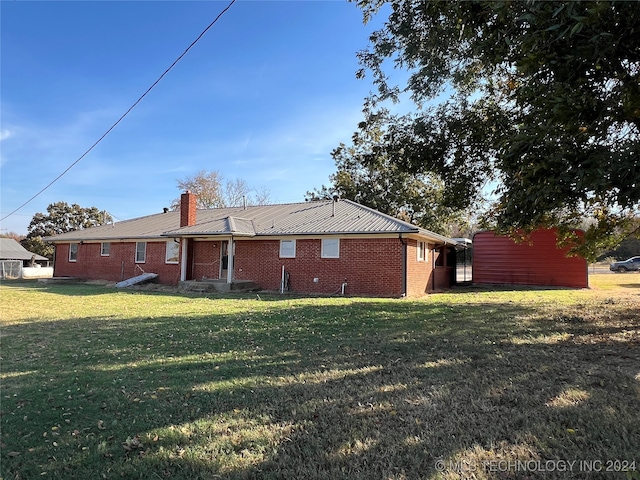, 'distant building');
0,238,52,279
